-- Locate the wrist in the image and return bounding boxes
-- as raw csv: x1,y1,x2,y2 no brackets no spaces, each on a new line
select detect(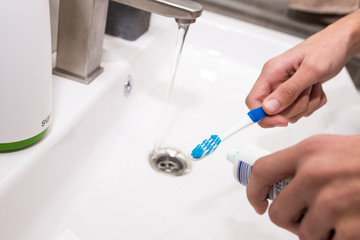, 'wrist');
339,9,360,59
